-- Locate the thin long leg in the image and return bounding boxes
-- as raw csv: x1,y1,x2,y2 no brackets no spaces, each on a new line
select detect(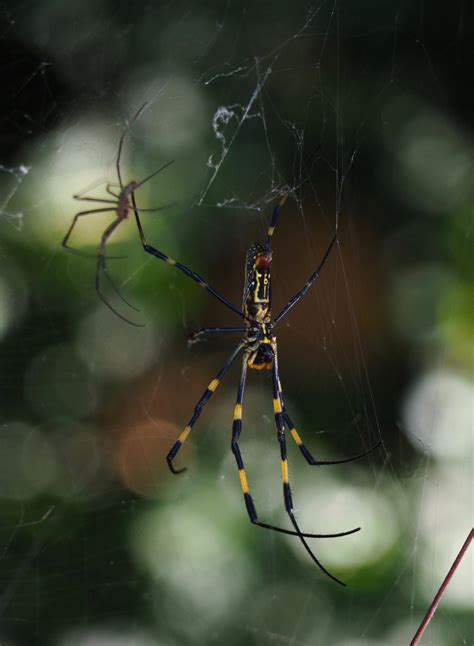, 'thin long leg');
106,185,120,198
73,196,118,205
95,217,143,327
132,194,244,318
264,194,287,252
133,160,175,191
272,352,355,585
115,101,152,190
275,365,380,465
187,326,246,346
116,126,127,190
274,233,337,324
231,354,358,542
284,409,381,465
167,343,245,474
62,208,116,251
134,204,176,213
